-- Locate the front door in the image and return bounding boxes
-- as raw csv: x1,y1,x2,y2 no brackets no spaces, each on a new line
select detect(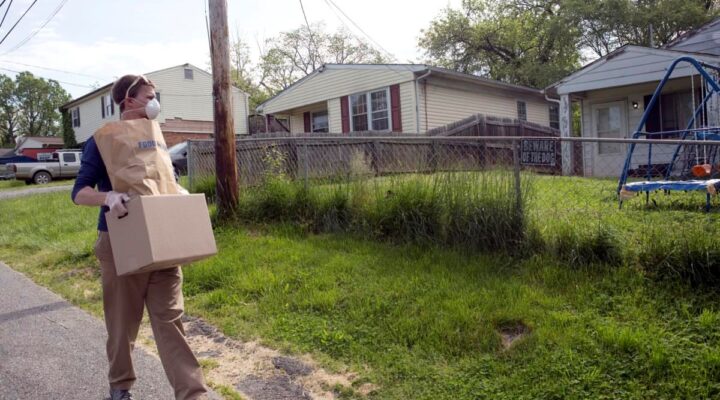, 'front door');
592,102,627,177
